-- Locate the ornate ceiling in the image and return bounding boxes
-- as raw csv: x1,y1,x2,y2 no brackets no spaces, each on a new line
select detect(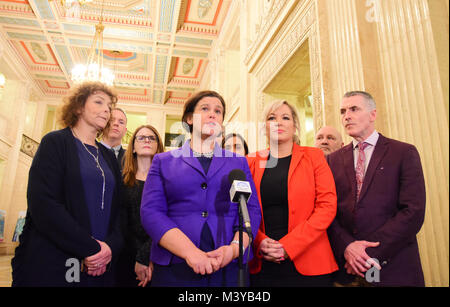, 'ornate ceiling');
0,0,231,106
